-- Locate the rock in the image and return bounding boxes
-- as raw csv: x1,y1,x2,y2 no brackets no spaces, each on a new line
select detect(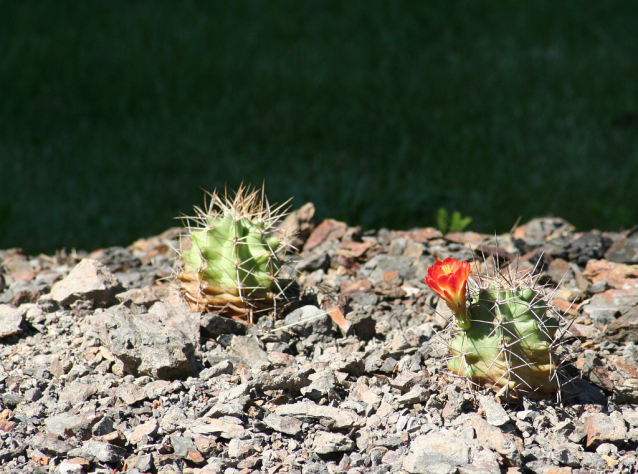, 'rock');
304,219,348,252
200,312,247,336
279,305,336,338
92,416,115,436
300,369,339,401
58,458,89,474
478,395,510,426
605,234,638,264
115,286,159,307
58,382,98,406
229,335,269,368
129,419,158,445
78,440,126,463
29,432,75,456
116,382,147,405
263,413,303,436
403,431,470,472
92,307,195,379
190,417,247,439
583,412,628,448
45,413,90,438
49,259,123,308
274,401,363,430
390,370,428,393
312,431,355,454
466,416,522,465
0,305,25,338
397,386,430,406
